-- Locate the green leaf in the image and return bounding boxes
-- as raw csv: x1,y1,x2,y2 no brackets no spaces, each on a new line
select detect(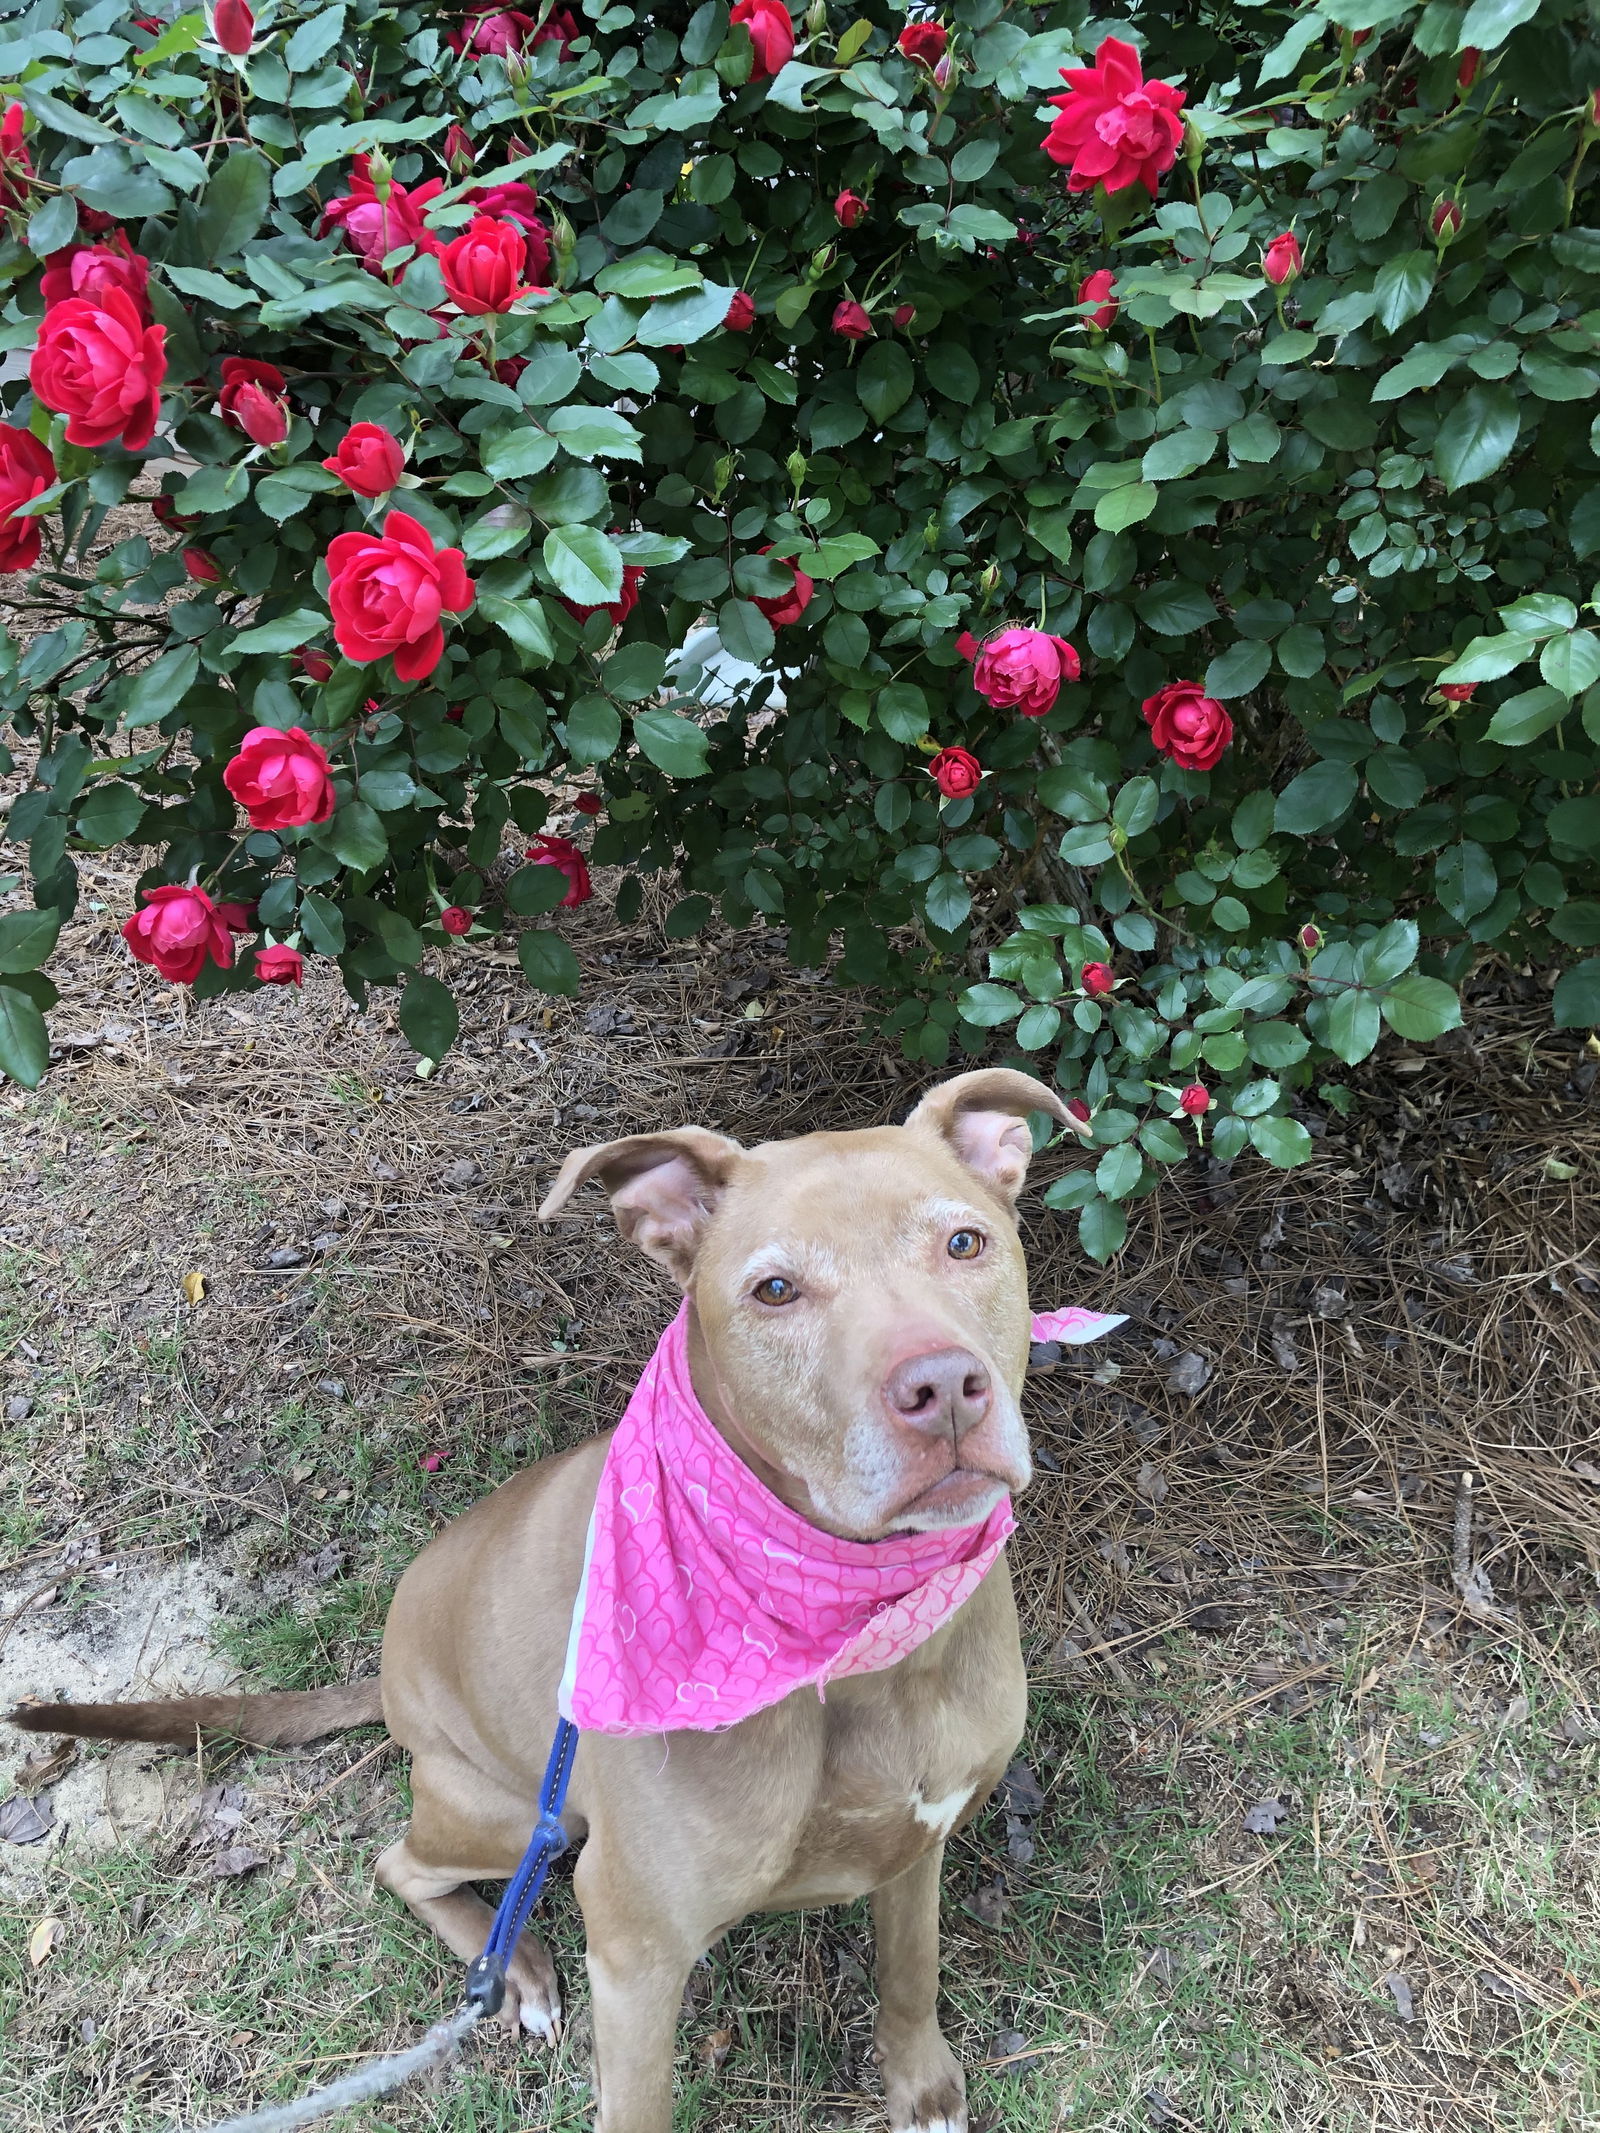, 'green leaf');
1434,839,1496,923
1095,1142,1143,1199
196,149,272,256
300,893,345,955
480,592,556,662
857,340,914,424
1356,919,1418,986
461,504,534,561
1548,797,1600,849
960,983,1022,1027
0,982,48,1088
1275,760,1359,834
717,598,775,667
926,342,980,400
1112,776,1158,837
1135,580,1218,635
1141,429,1219,482
482,428,560,482
1552,958,1600,1029
1078,1194,1127,1262
1379,974,1463,1041
633,707,710,778
0,908,61,974
925,874,972,934
1540,631,1600,699
230,609,328,655
1204,638,1272,699
1248,1115,1313,1169
877,682,929,744
1373,250,1434,334
1457,0,1540,48
120,644,199,728
1432,384,1520,493
636,281,741,348
1484,685,1568,745
398,971,459,1063
566,696,623,763
325,799,388,873
1277,625,1326,677
1093,481,1157,532
74,782,145,848
545,406,642,462
517,928,582,996
1139,1117,1188,1163
543,525,623,607
1438,632,1539,684
506,865,569,917
1322,989,1381,1064
285,3,346,70
603,642,667,701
